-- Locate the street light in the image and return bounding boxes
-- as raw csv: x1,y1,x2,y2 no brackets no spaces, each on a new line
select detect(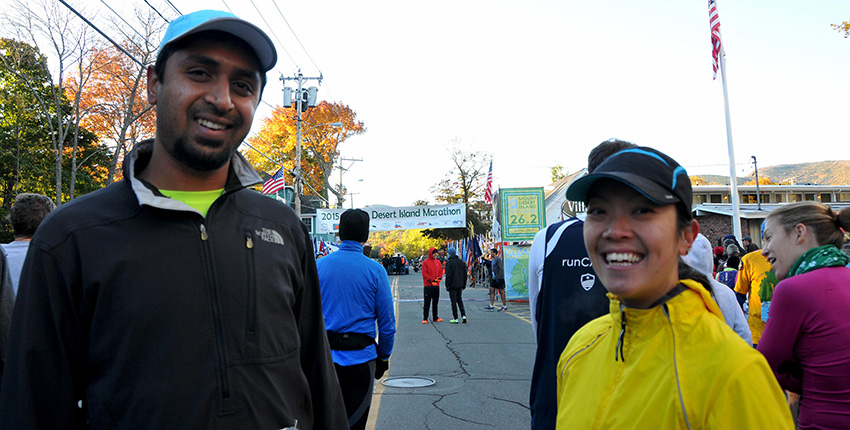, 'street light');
294,121,343,217
751,155,762,210
349,179,364,208
336,157,362,208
